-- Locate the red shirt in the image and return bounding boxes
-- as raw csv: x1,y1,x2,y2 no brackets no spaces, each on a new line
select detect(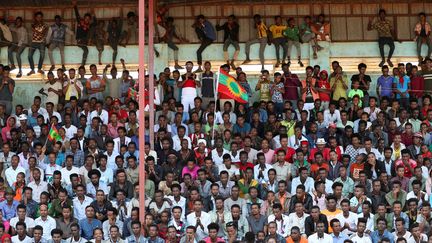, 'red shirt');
317,79,331,101
109,109,129,121
410,75,424,98
401,132,413,147
234,162,254,172
395,159,417,177
276,147,296,163
309,147,330,162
